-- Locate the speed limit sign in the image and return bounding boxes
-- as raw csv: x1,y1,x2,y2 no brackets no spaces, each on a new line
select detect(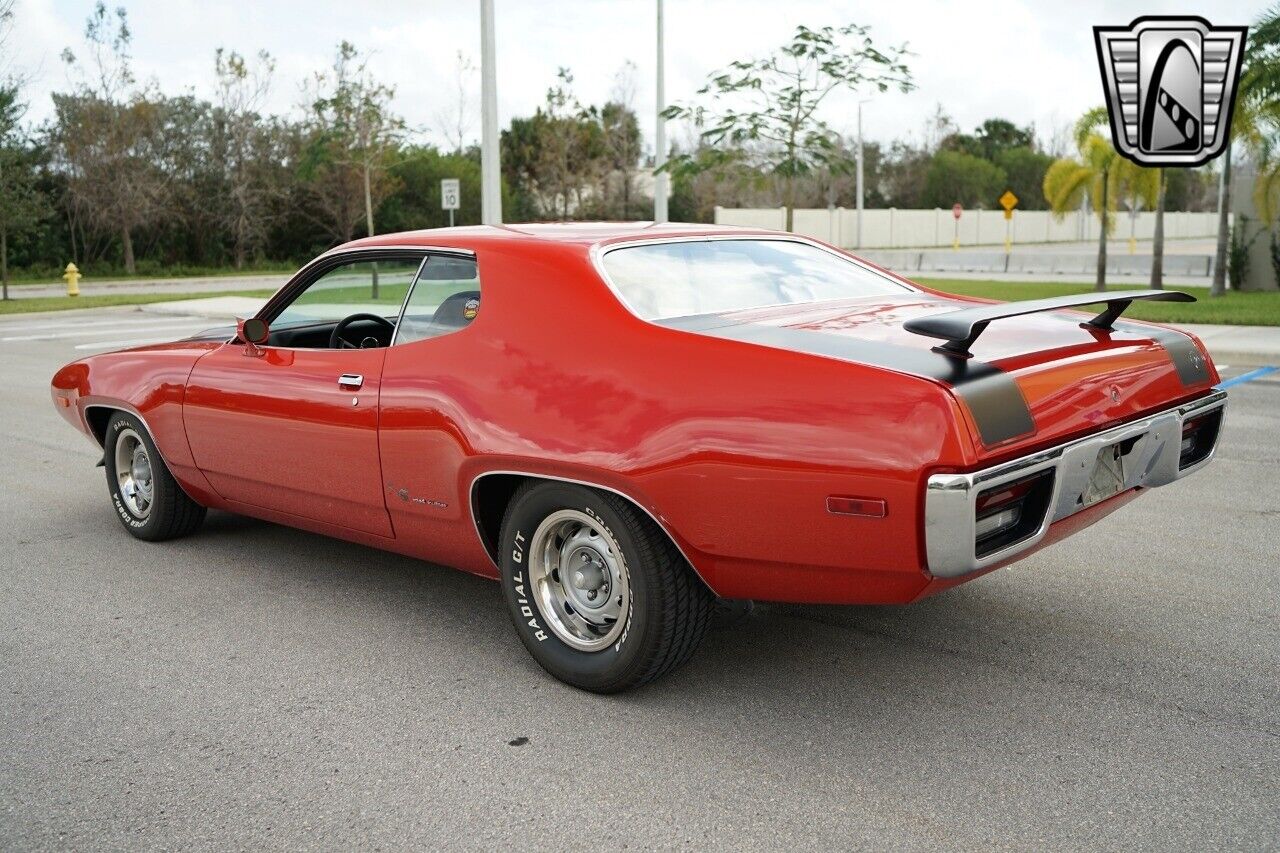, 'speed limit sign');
441,178,460,226
441,178,460,211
